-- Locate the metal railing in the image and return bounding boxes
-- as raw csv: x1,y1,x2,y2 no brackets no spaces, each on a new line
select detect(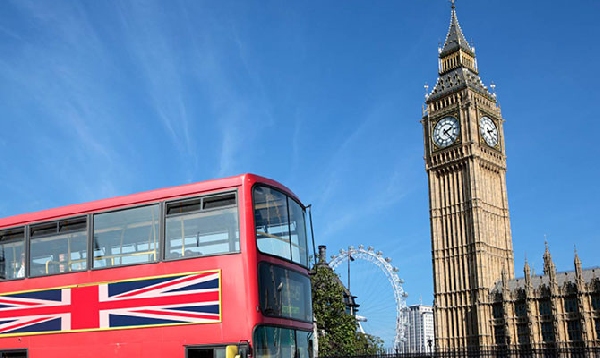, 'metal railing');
323,345,600,358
